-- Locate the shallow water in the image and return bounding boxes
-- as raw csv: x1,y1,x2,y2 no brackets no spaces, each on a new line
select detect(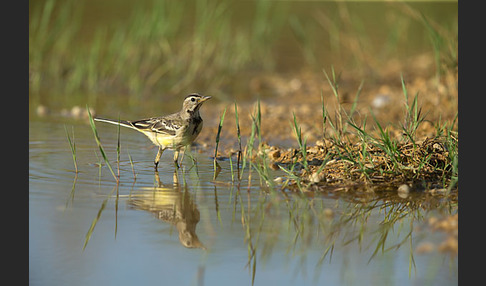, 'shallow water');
29,119,457,285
